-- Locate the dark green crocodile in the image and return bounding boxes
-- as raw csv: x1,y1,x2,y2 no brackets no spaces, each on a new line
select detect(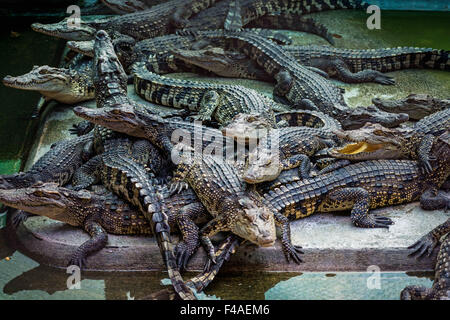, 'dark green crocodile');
172,45,450,85
0,134,93,190
328,108,450,173
222,110,341,183
133,62,288,126
0,183,207,268
168,146,278,265
401,218,450,300
372,94,450,120
31,0,221,41
262,132,450,260
100,0,168,14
